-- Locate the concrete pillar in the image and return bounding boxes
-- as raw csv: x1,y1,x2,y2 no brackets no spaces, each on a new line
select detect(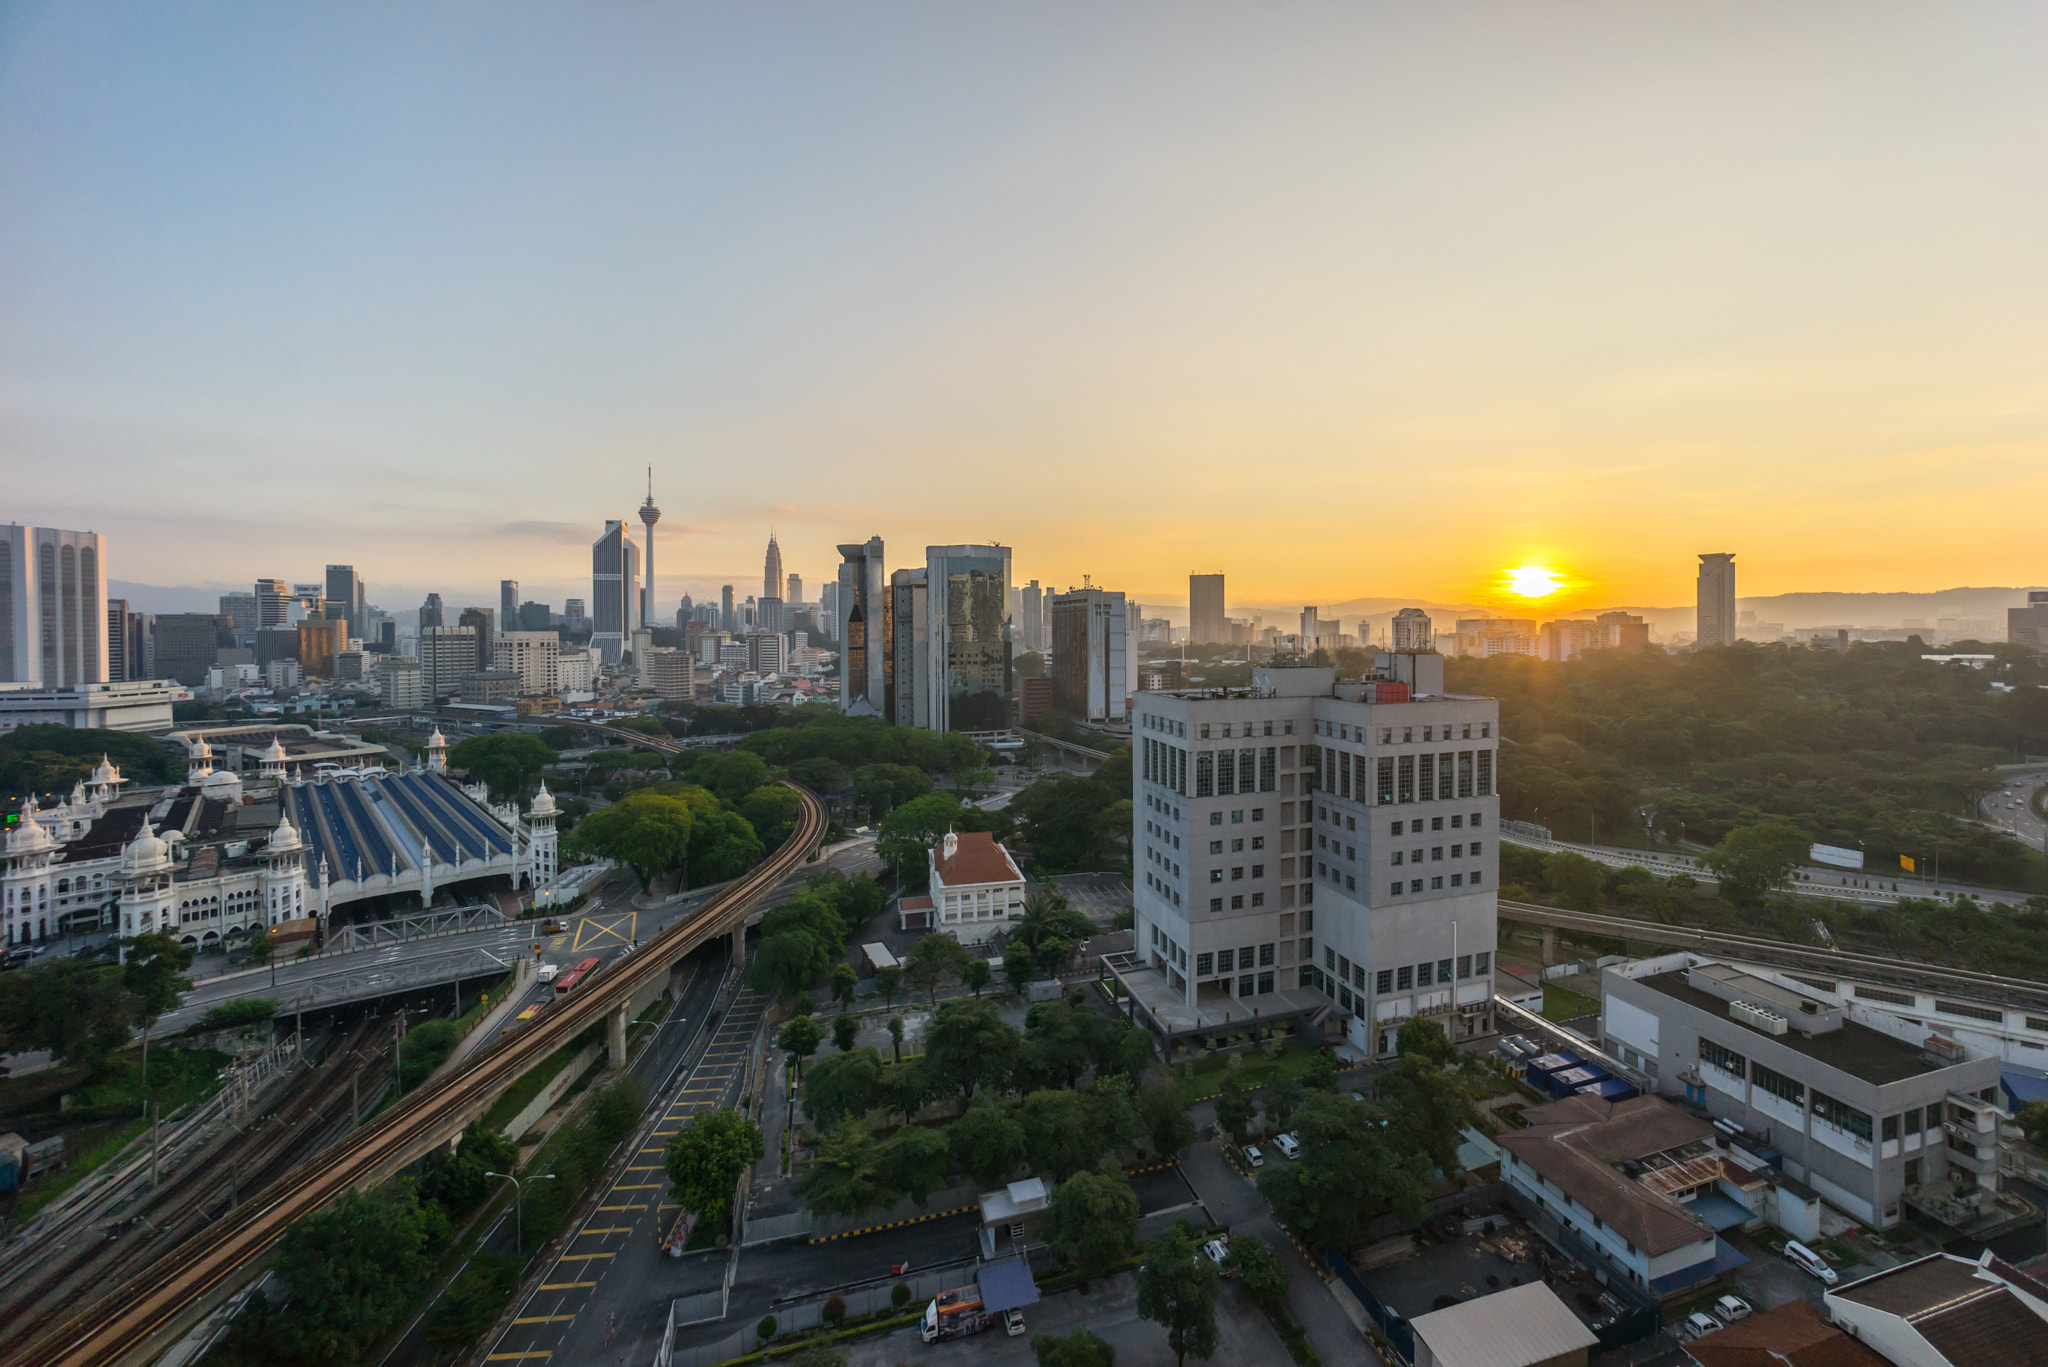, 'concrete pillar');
607,1002,627,1068
730,923,747,967
1541,925,1557,965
